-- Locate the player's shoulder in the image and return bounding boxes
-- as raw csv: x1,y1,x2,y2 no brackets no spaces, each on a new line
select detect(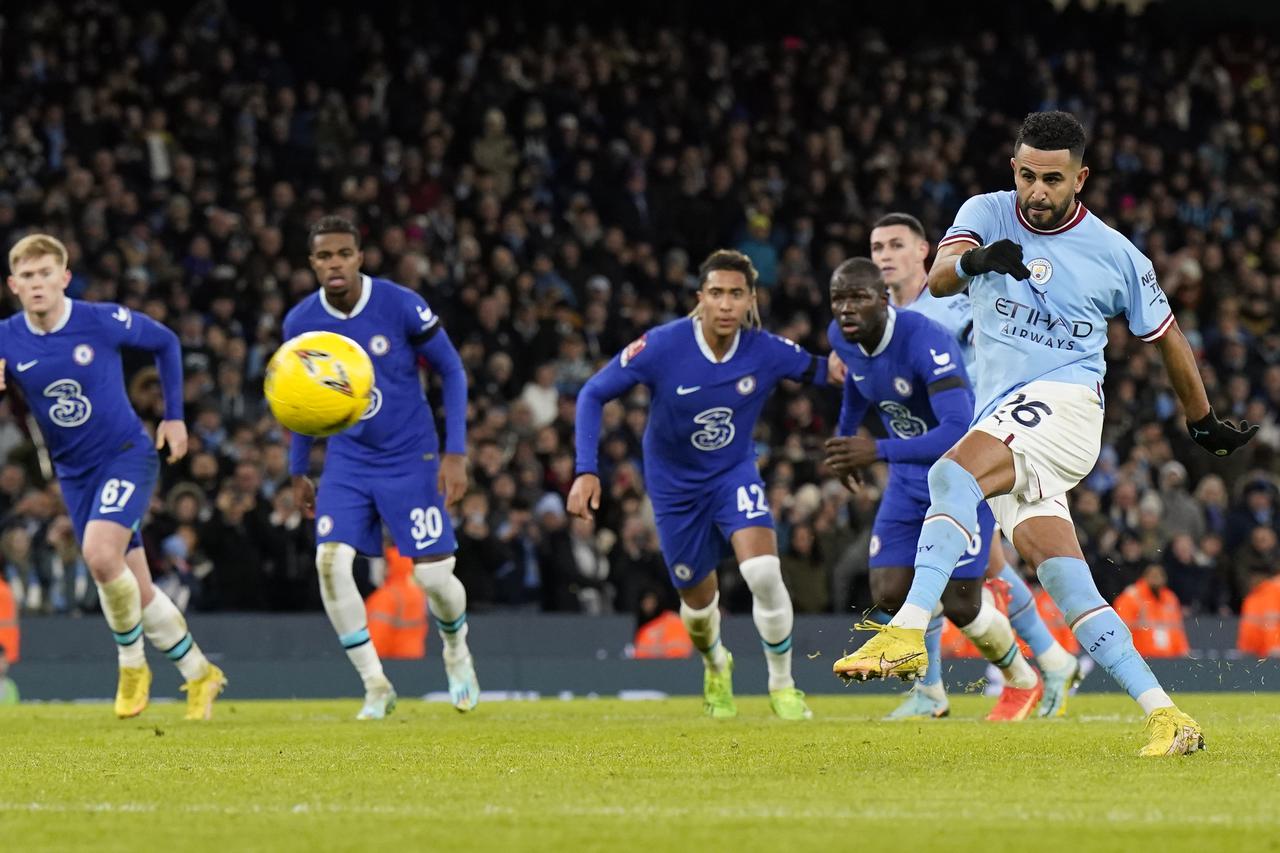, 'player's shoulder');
1084,209,1147,261
896,307,953,342
618,317,685,367
370,276,428,306
283,292,321,325
78,300,133,329
749,326,804,354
